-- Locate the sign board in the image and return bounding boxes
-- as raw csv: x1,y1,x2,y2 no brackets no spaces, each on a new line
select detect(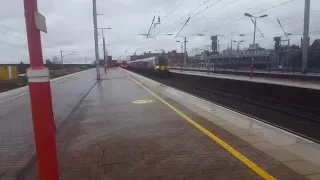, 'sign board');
34,12,47,33
211,36,218,52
